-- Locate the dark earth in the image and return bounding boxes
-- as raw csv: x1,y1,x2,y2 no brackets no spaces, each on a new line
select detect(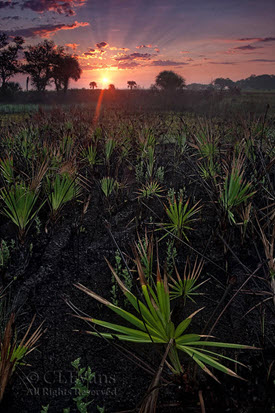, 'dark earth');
0,125,274,413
